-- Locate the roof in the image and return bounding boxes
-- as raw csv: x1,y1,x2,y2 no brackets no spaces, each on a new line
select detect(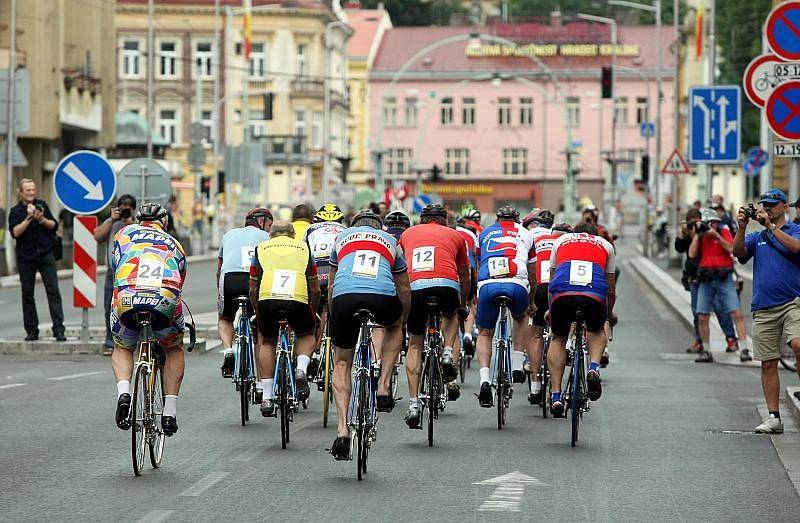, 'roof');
371,23,675,77
345,9,384,59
